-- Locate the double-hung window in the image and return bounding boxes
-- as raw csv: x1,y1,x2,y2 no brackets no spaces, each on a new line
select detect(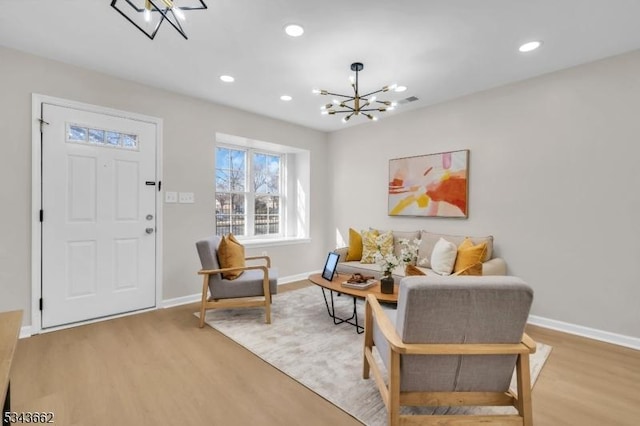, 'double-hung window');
215,145,283,238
